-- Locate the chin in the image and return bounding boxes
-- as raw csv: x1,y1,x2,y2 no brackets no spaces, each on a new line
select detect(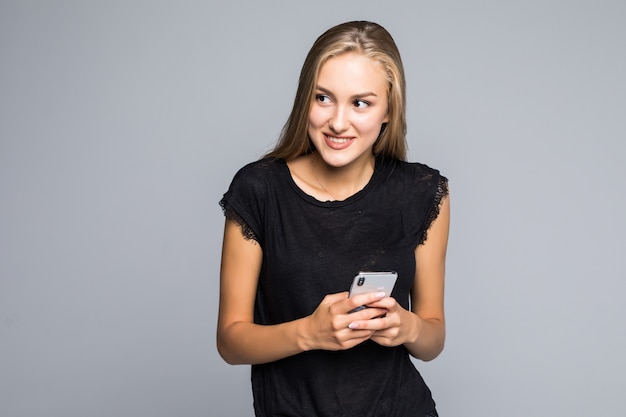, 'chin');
317,153,355,168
